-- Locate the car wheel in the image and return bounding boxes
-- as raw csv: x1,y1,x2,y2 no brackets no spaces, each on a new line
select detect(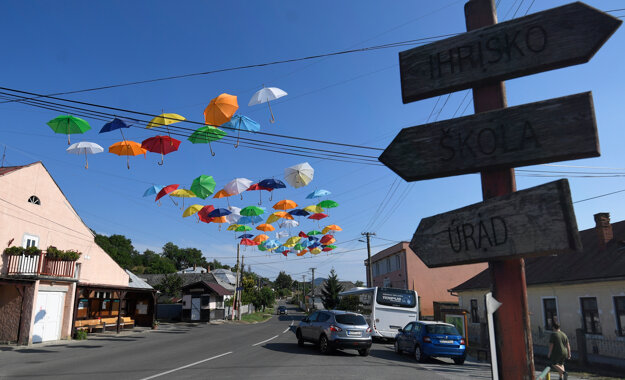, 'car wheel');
319,335,331,355
358,348,370,357
296,330,304,347
414,345,427,363
394,340,401,354
453,356,465,365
